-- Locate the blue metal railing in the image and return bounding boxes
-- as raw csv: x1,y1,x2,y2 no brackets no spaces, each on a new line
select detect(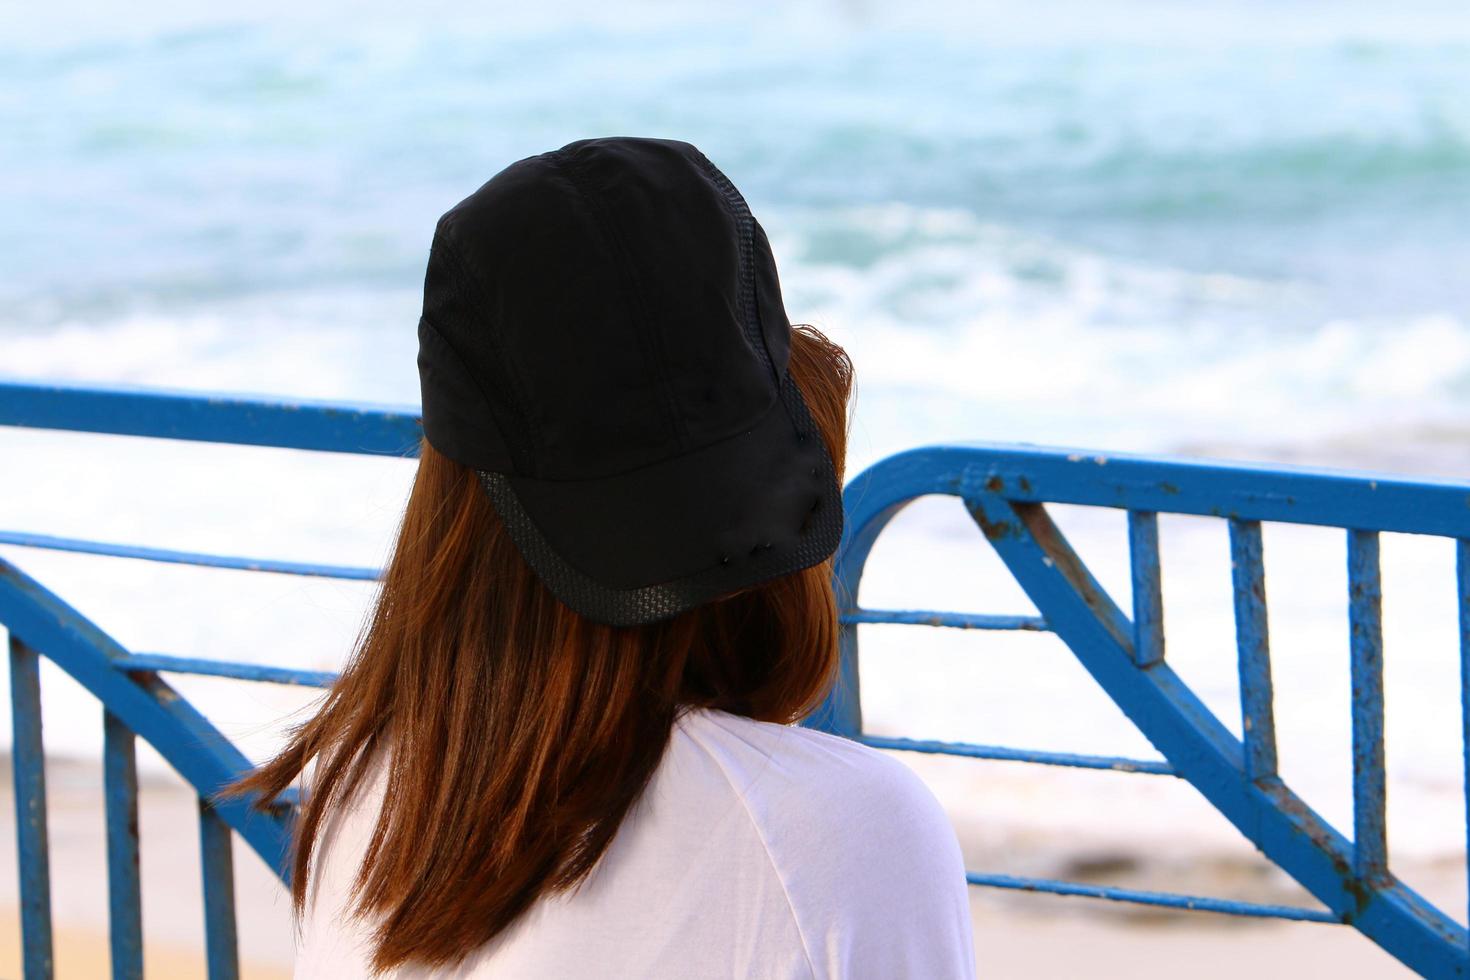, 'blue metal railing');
0,377,1467,977
806,441,1470,976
